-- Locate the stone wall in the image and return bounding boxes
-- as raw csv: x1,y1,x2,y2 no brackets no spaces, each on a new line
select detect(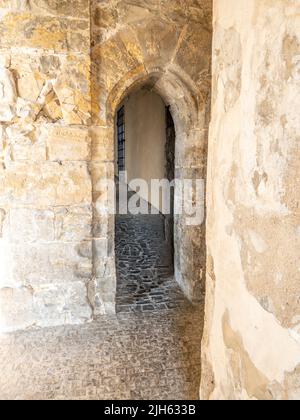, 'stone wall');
0,0,94,331
0,0,212,331
201,0,300,400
